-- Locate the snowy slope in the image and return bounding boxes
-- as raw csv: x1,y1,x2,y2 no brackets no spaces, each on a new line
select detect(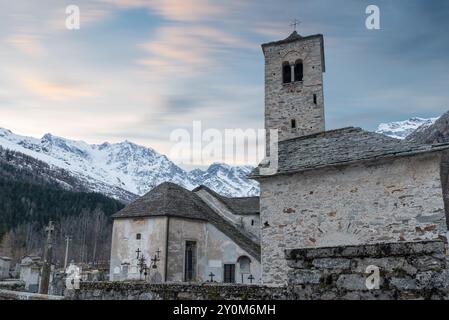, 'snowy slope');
188,163,259,197
0,128,259,201
375,117,439,139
